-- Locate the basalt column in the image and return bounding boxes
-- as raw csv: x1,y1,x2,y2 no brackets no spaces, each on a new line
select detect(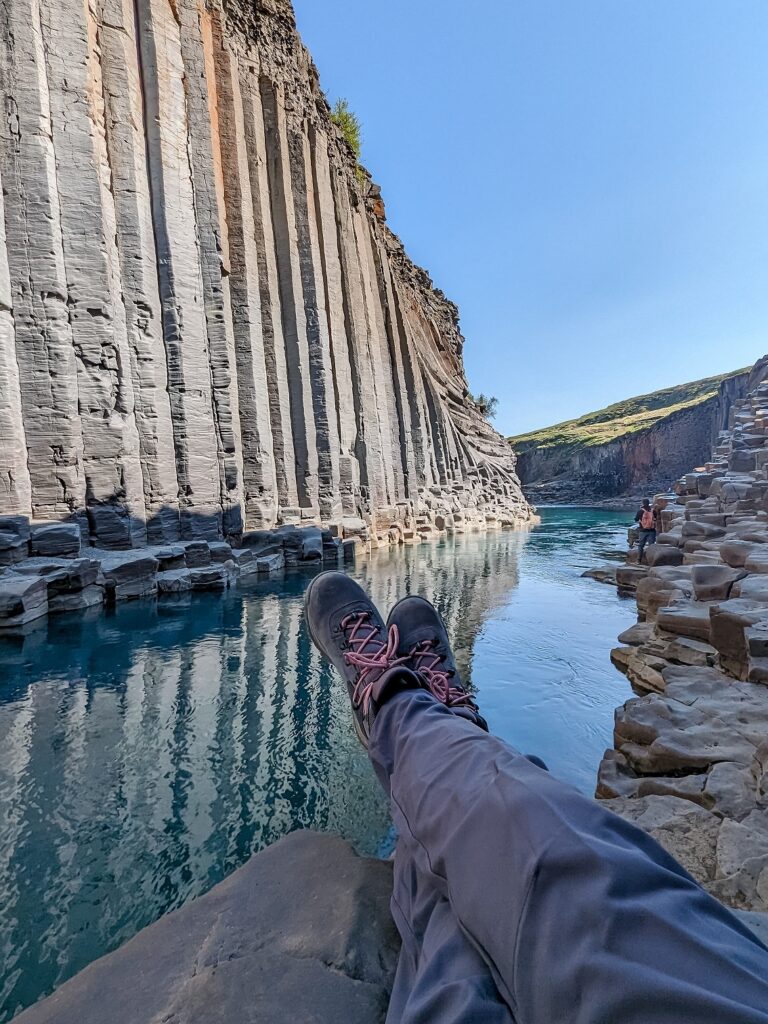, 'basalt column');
0,0,533,544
